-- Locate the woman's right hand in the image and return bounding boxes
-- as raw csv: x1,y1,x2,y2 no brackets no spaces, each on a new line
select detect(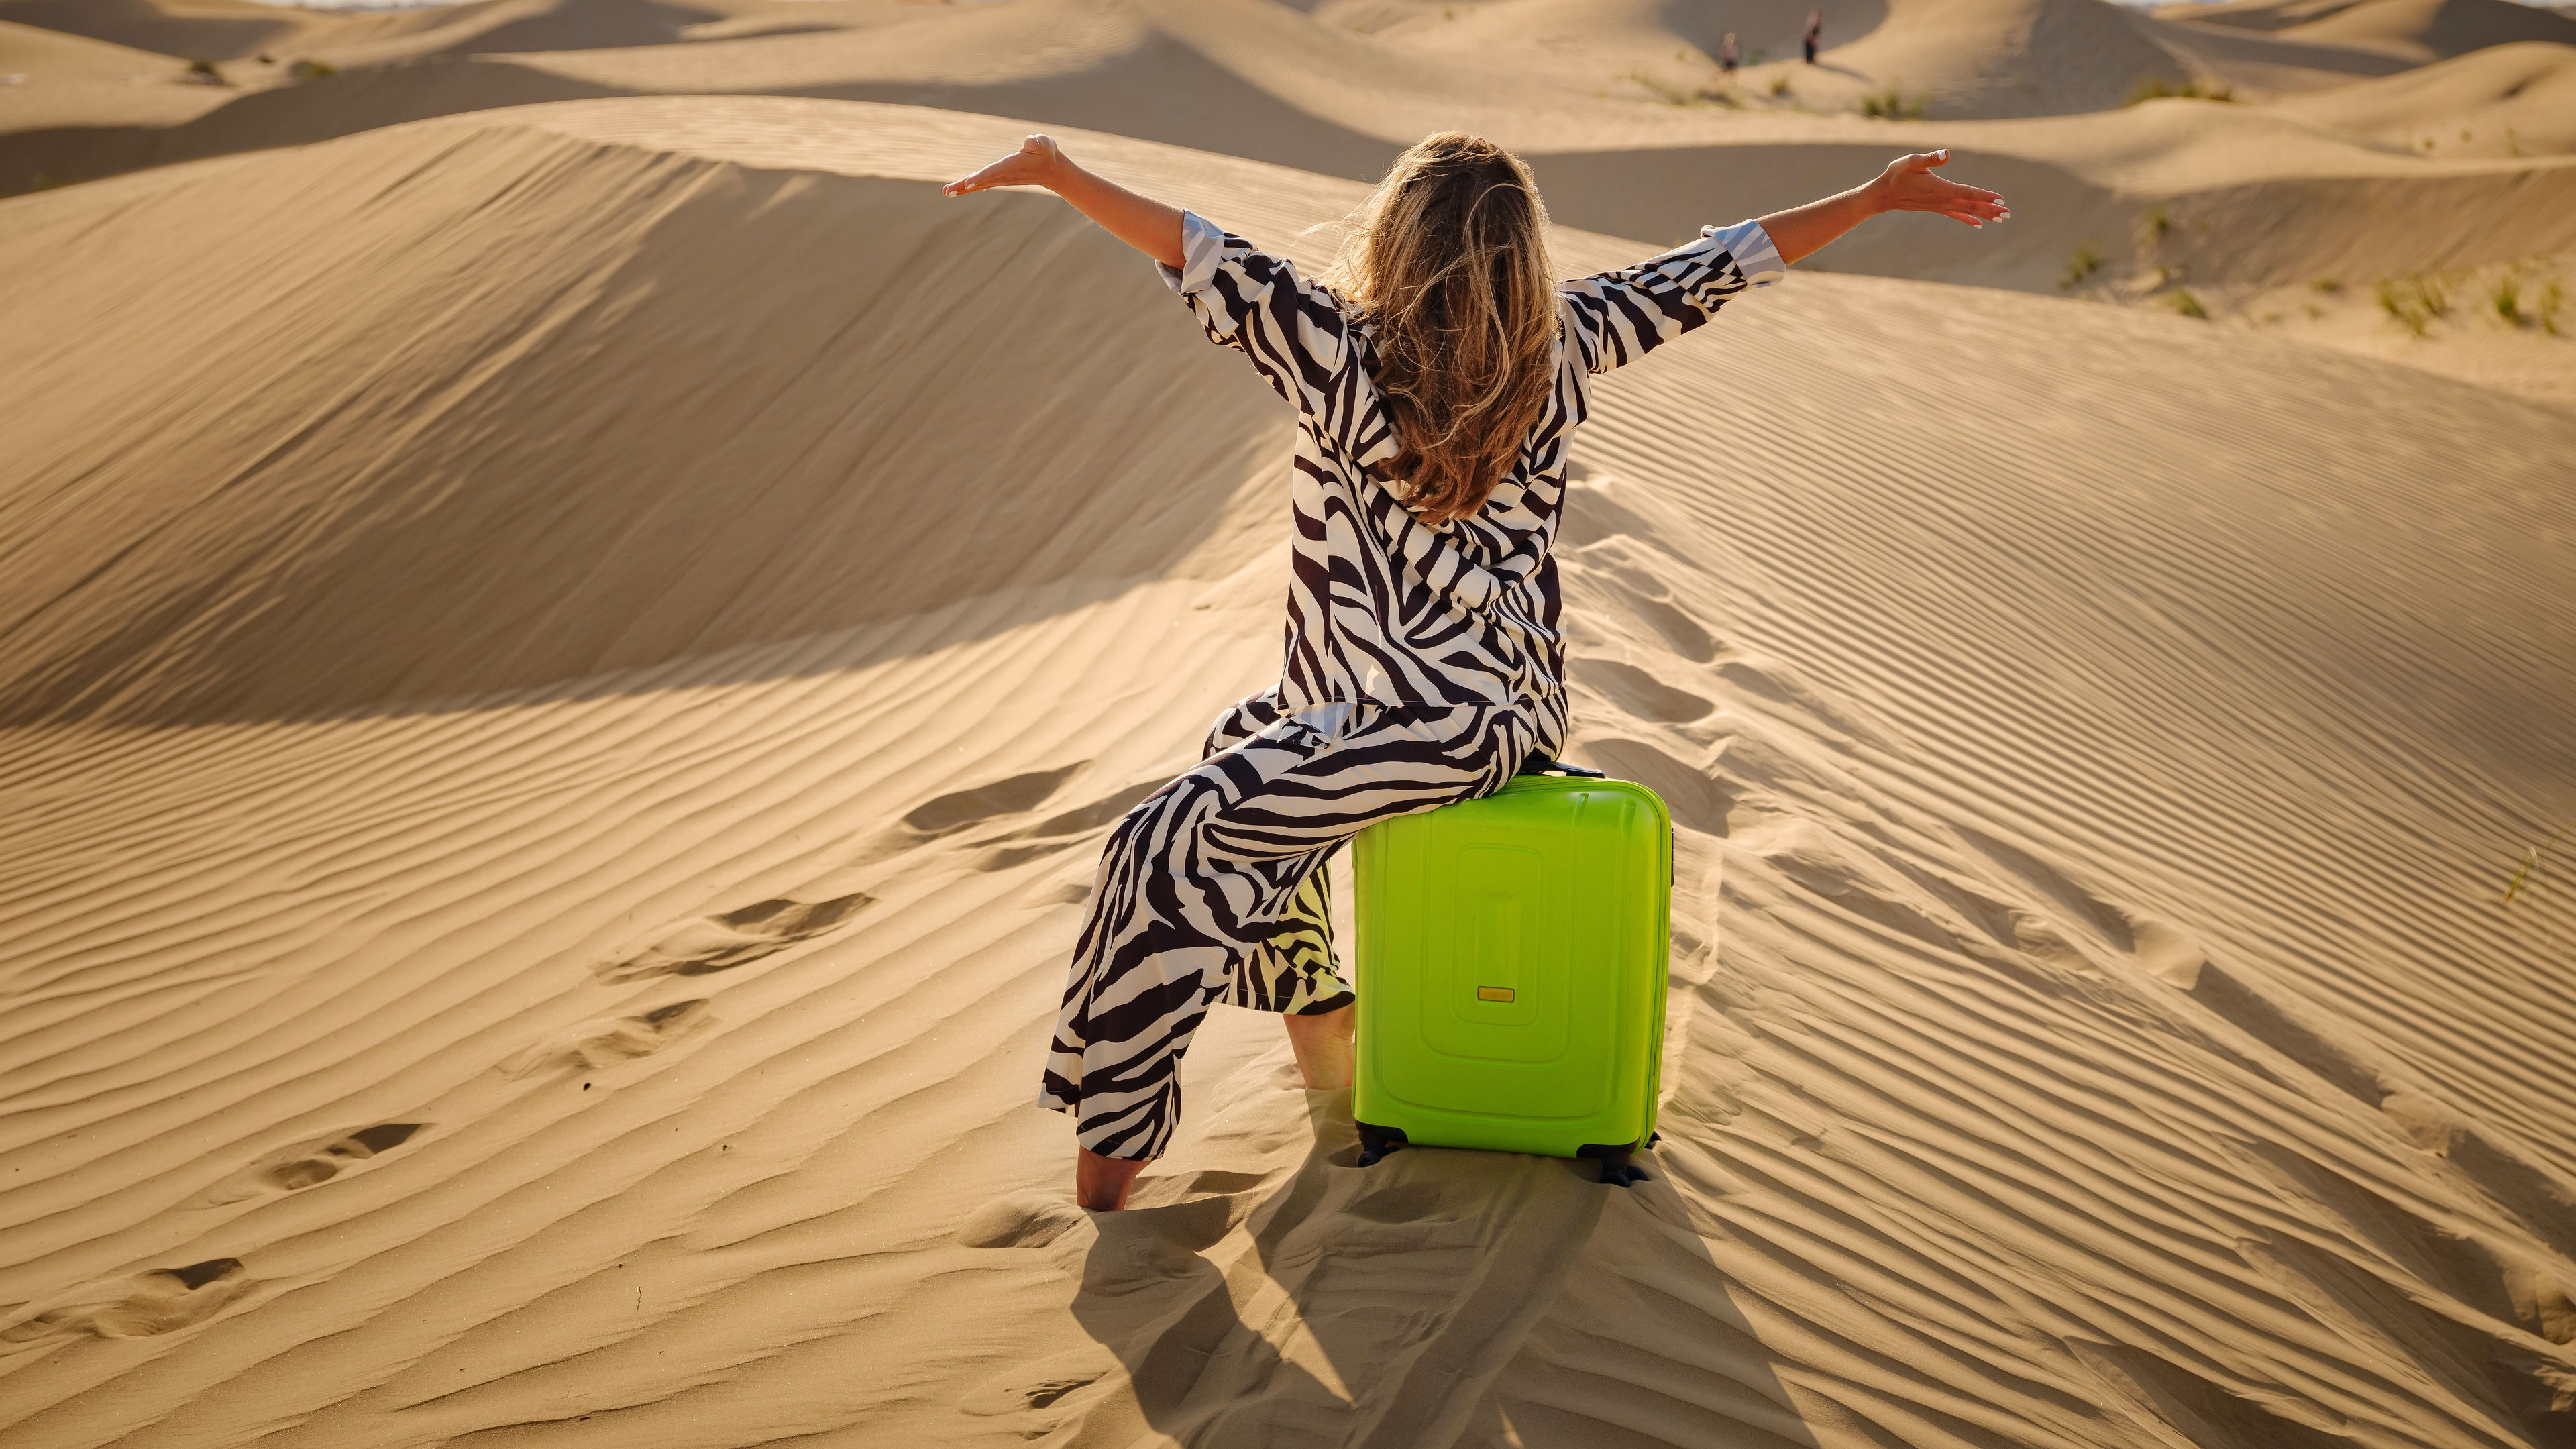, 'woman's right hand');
1866,150,2008,226
943,134,1069,197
